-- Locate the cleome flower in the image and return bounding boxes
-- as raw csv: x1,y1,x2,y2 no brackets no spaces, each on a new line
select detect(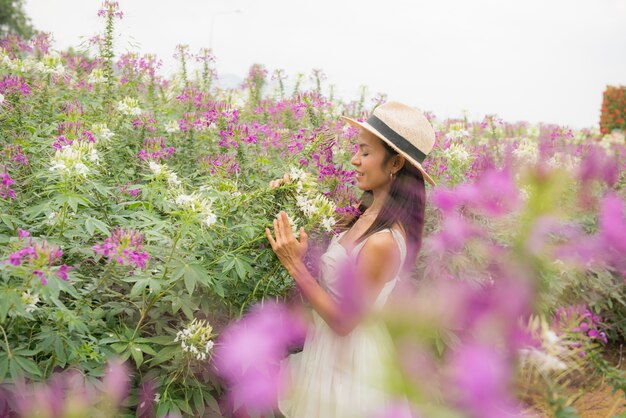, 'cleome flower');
92,123,115,142
174,192,217,227
164,120,180,133
21,290,40,313
442,143,471,163
87,68,107,84
5,231,70,285
92,227,150,269
286,166,337,232
49,142,98,179
116,97,142,116
175,318,215,361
